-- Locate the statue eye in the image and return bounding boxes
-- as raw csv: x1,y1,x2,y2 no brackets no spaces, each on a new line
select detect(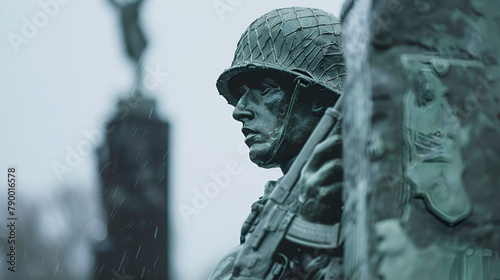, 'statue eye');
238,84,250,95
258,84,273,95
